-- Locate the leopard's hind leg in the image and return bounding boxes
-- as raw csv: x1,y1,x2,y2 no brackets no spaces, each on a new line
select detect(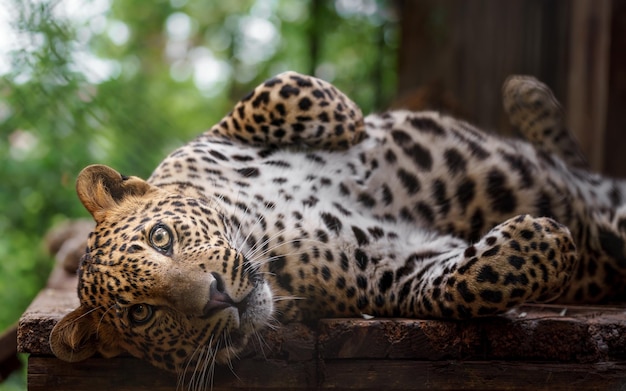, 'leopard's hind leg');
393,215,577,319
503,75,588,169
